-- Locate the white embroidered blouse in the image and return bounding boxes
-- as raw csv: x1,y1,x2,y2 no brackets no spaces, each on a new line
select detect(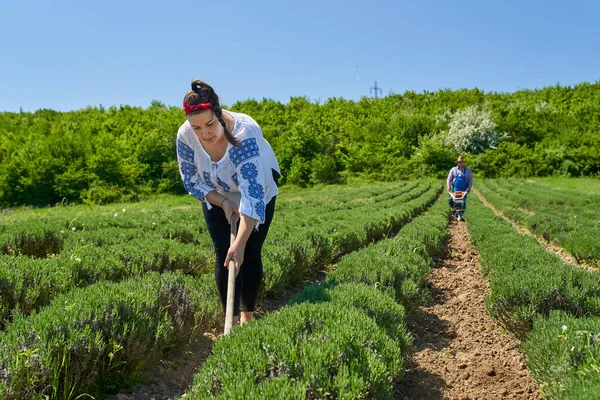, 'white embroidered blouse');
176,110,280,225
